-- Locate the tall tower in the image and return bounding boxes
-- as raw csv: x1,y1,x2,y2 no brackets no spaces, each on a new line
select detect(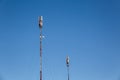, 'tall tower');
66,56,70,80
39,16,43,80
